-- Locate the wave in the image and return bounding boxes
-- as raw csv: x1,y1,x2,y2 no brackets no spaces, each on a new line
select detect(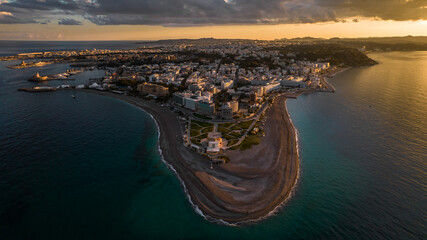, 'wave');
124,101,231,225
226,99,302,225
122,97,301,226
